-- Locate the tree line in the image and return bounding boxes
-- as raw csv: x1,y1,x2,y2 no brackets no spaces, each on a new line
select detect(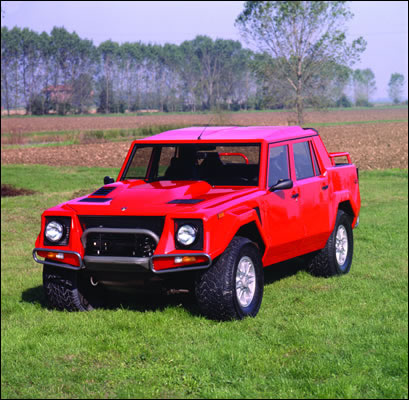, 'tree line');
0,25,405,116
